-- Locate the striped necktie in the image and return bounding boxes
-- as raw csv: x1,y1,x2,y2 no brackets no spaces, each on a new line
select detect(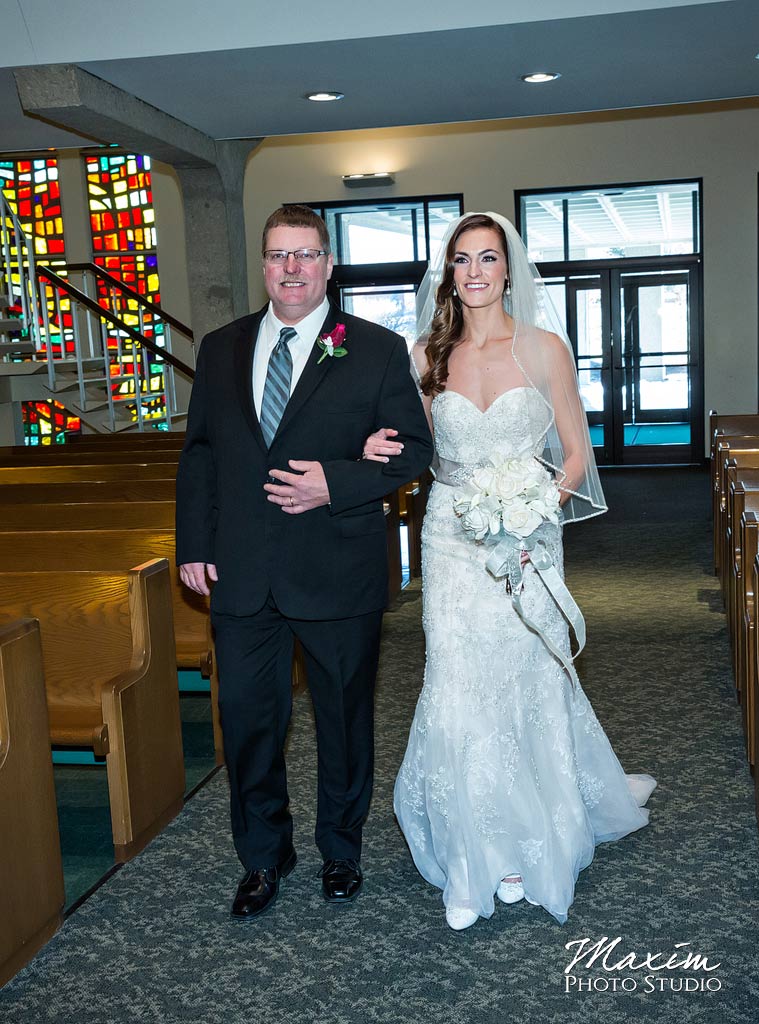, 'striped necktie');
260,327,296,447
